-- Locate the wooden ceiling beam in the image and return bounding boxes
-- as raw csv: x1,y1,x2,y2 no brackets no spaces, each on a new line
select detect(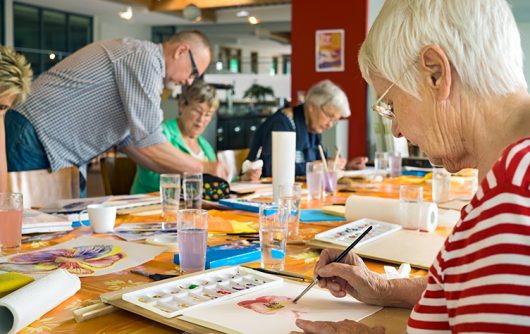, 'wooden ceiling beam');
149,0,290,11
